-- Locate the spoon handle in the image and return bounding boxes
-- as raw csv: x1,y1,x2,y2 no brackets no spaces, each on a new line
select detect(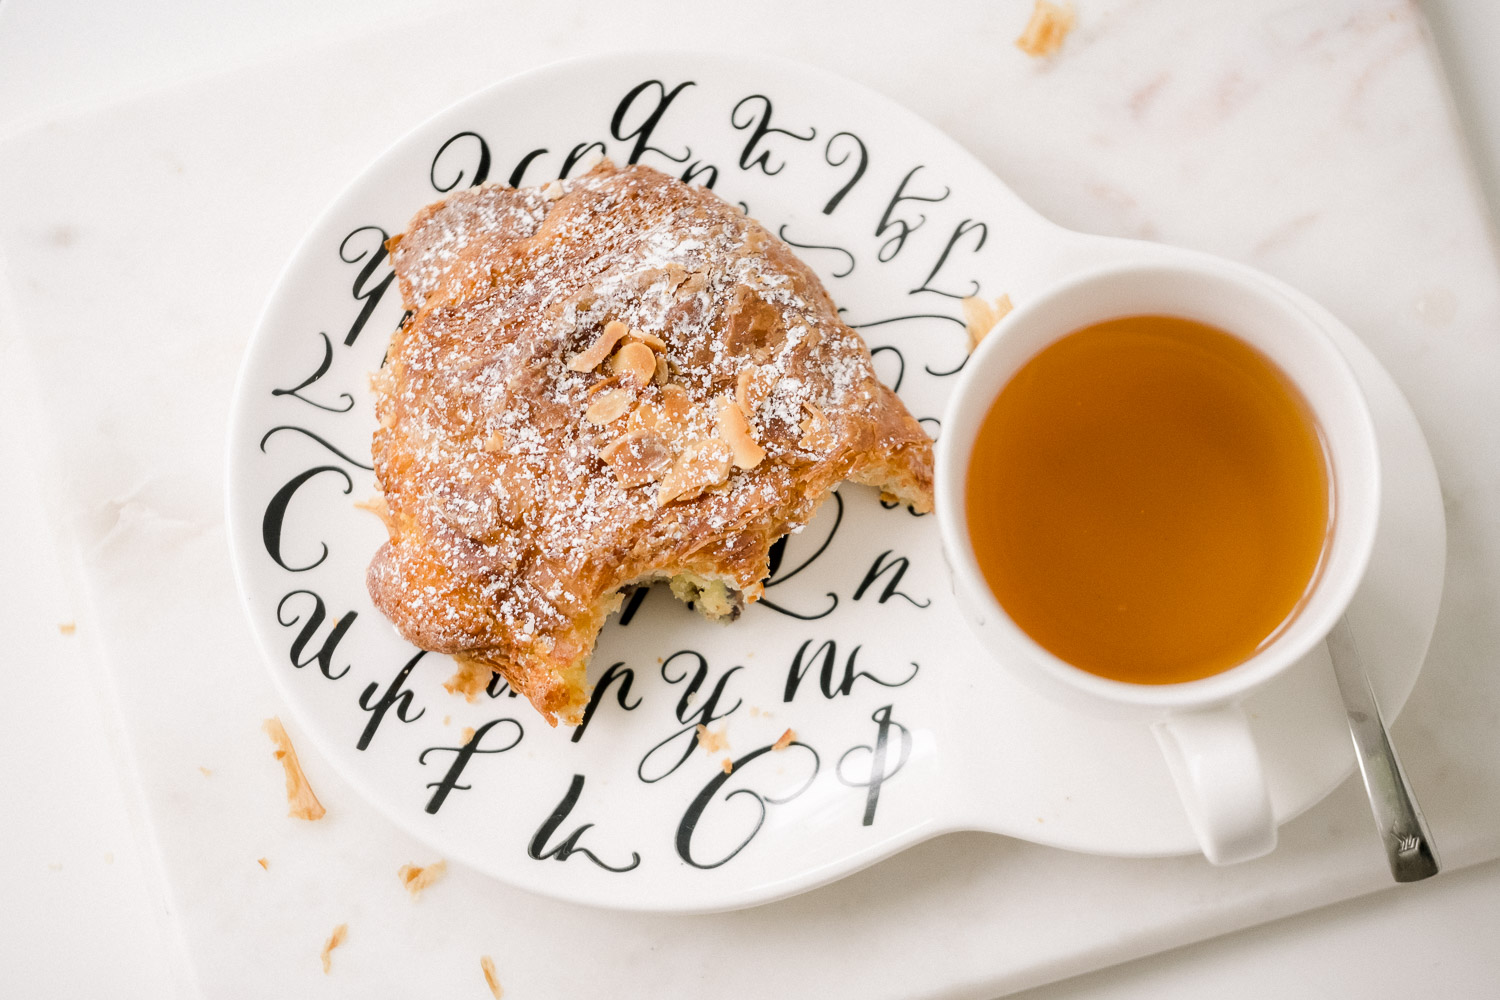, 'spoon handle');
1326,616,1440,882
